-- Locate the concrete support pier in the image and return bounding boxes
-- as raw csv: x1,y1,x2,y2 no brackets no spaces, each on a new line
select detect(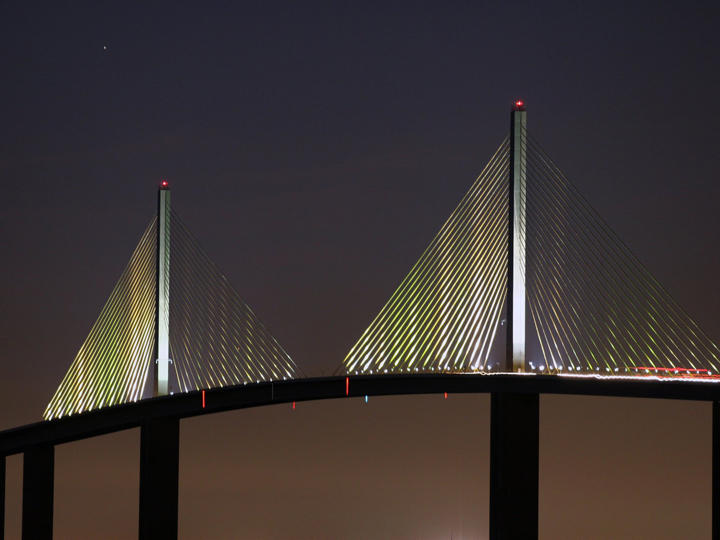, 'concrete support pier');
490,392,539,540
0,455,5,540
139,416,179,540
22,445,54,540
714,401,719,540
